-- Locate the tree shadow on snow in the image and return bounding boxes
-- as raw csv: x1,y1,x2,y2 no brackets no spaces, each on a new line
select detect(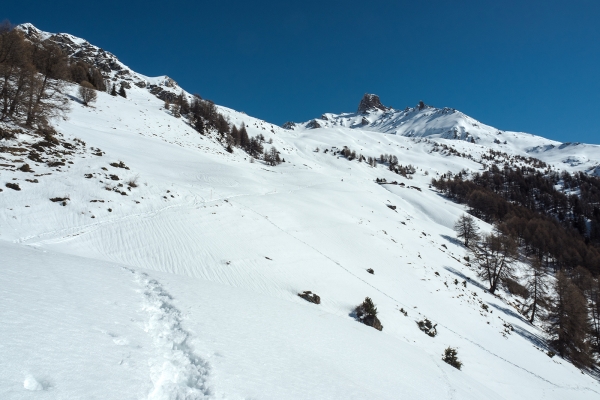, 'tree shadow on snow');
440,234,464,248
488,302,528,324
443,266,487,291
66,94,84,106
511,323,548,349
